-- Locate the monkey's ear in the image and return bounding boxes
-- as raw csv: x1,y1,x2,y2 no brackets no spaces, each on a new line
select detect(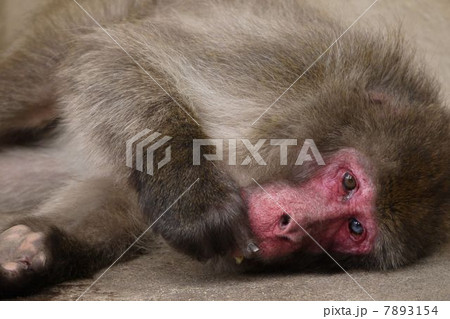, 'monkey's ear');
368,91,389,105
